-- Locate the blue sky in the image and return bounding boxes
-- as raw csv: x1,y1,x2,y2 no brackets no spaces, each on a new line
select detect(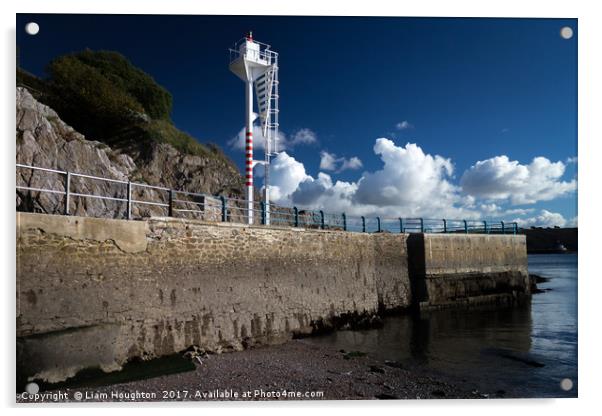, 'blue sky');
16,14,577,226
